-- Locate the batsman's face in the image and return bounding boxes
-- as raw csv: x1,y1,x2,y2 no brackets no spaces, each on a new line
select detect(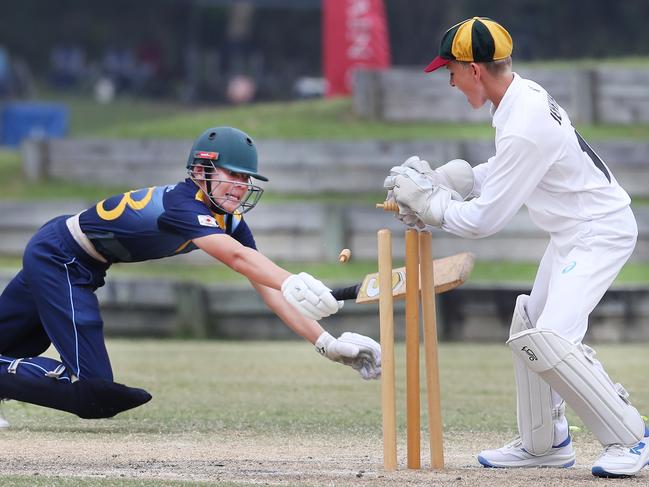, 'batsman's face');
208,167,251,213
447,62,488,109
